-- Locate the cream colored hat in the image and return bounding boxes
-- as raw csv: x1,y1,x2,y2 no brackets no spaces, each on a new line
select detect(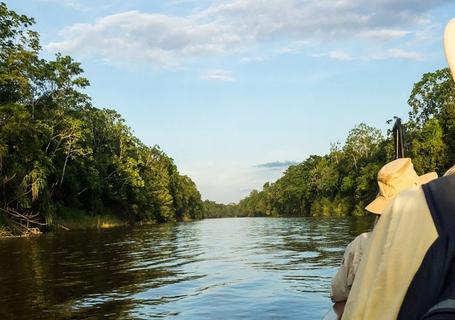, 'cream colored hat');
444,18,455,81
365,158,438,215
